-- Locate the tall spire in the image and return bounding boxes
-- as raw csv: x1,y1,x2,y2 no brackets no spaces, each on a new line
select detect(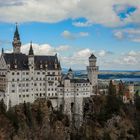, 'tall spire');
12,23,21,54
29,41,34,55
14,23,20,40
